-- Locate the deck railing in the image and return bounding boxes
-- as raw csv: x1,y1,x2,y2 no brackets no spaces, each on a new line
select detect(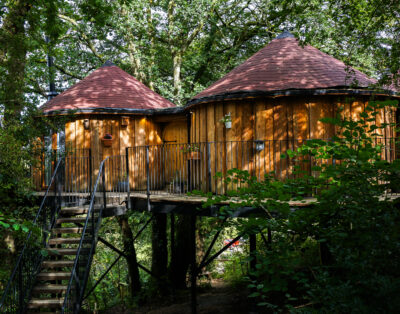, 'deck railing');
127,138,399,196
